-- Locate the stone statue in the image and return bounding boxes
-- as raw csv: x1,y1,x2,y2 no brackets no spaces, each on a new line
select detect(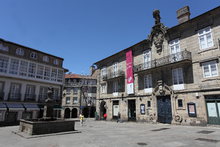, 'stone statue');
153,10,161,25
43,87,54,119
